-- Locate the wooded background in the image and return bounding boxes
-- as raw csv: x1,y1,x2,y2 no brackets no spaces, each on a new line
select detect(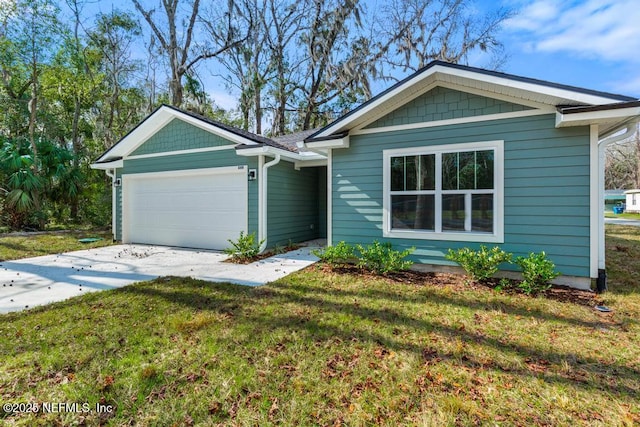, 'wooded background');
0,0,636,231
